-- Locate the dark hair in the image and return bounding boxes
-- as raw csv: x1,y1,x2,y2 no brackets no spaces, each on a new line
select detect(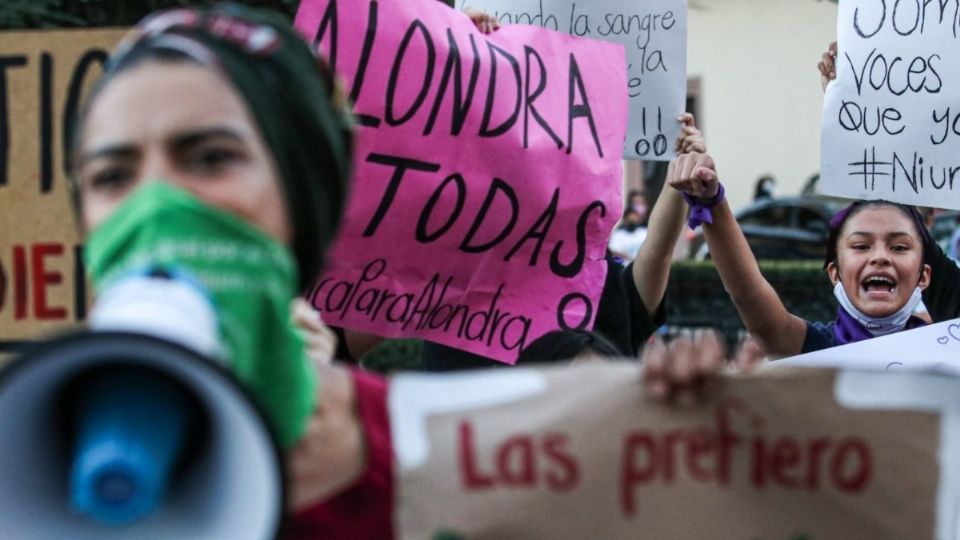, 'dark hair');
516,329,622,365
753,175,774,200
68,4,353,291
823,200,934,270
